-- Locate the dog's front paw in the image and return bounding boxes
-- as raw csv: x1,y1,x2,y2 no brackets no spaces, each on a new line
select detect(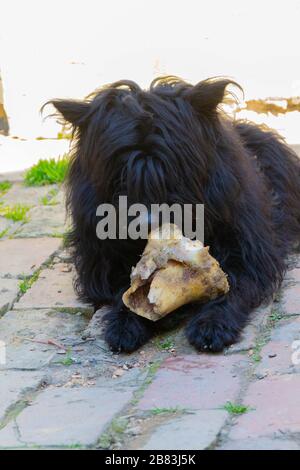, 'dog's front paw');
104,309,154,353
186,312,240,352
